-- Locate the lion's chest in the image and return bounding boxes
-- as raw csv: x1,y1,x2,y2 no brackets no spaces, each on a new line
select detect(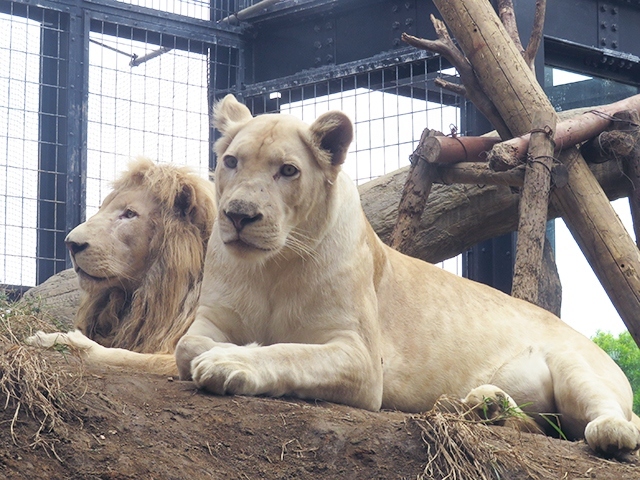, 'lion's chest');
222,271,324,346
